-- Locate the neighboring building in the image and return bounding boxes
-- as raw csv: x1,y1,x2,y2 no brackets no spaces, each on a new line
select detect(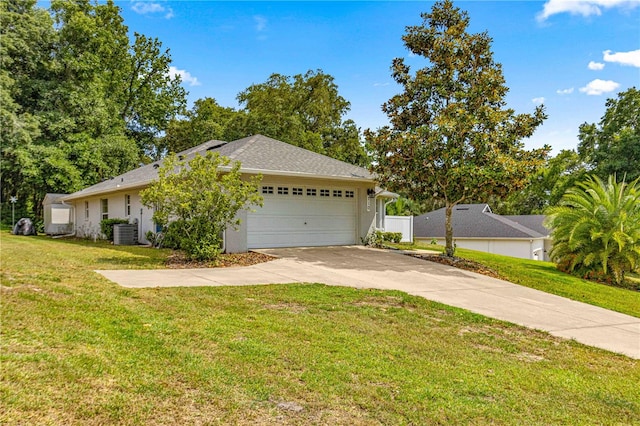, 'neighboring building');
60,135,394,252
414,204,551,261
42,193,73,236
